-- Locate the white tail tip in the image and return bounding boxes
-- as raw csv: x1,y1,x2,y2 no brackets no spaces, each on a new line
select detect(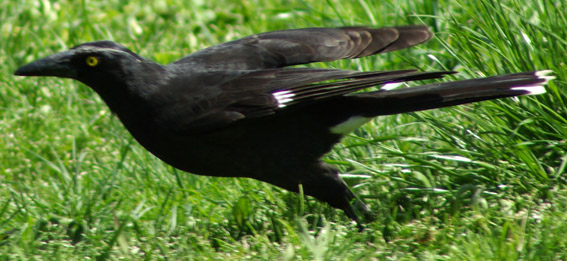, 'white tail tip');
510,85,547,95
535,70,555,82
510,70,554,96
